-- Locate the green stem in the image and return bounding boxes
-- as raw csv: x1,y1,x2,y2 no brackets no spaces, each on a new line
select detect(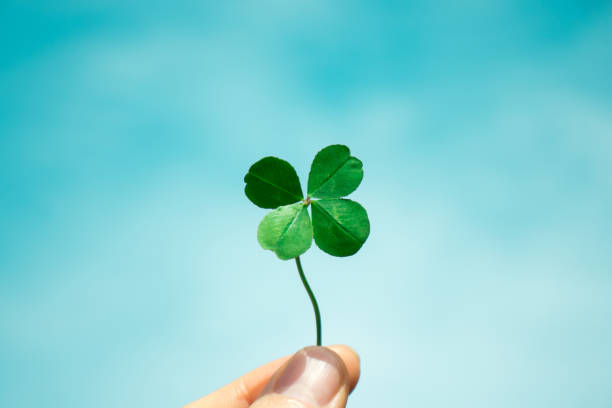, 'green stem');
295,256,322,346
